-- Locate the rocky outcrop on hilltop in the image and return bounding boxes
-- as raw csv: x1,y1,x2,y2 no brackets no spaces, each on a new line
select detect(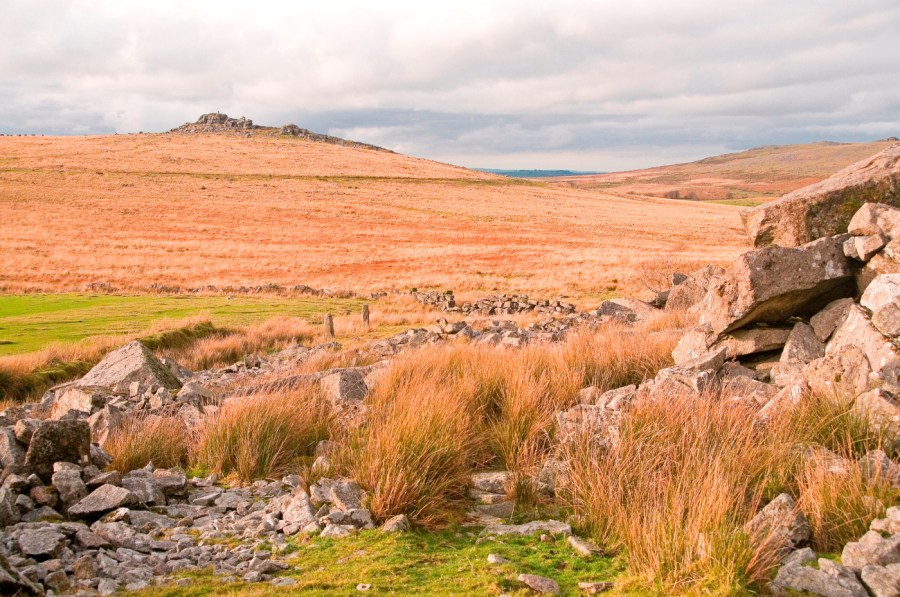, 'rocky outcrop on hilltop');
168,113,391,151
170,113,257,134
